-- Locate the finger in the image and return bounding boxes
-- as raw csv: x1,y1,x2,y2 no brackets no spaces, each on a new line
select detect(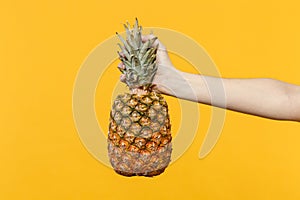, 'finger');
141,34,156,42
120,74,126,82
142,34,166,51
118,51,125,58
117,62,126,74
118,62,125,70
